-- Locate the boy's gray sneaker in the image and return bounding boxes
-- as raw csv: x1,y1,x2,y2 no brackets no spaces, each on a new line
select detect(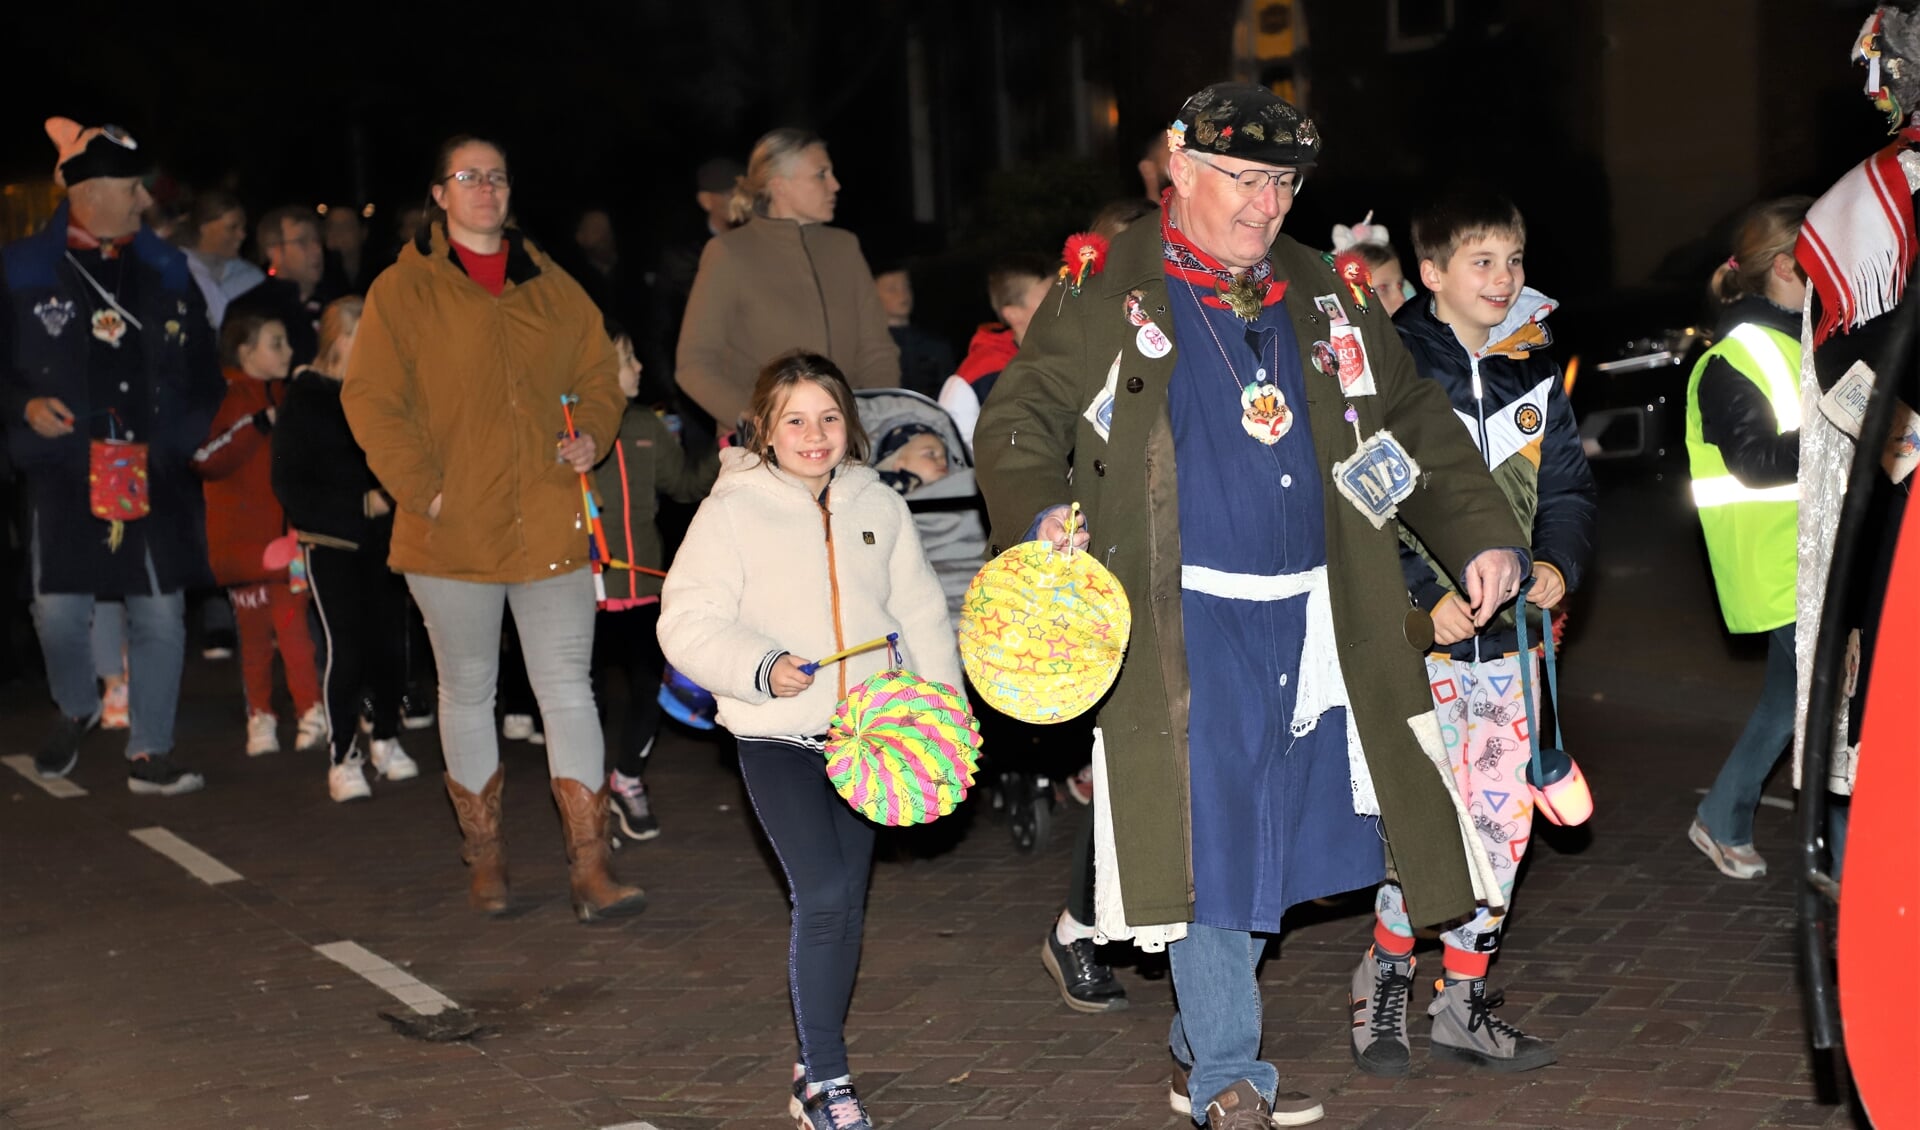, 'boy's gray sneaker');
1349,946,1415,1077
1427,976,1557,1072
